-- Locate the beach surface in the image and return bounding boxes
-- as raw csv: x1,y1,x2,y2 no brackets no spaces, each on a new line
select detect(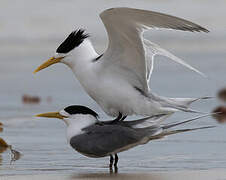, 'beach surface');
2,169,226,180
